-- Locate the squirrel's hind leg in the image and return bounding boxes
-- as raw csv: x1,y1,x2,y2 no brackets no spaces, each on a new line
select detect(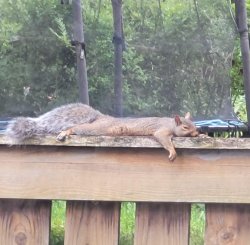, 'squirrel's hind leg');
56,128,73,141
56,123,103,141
